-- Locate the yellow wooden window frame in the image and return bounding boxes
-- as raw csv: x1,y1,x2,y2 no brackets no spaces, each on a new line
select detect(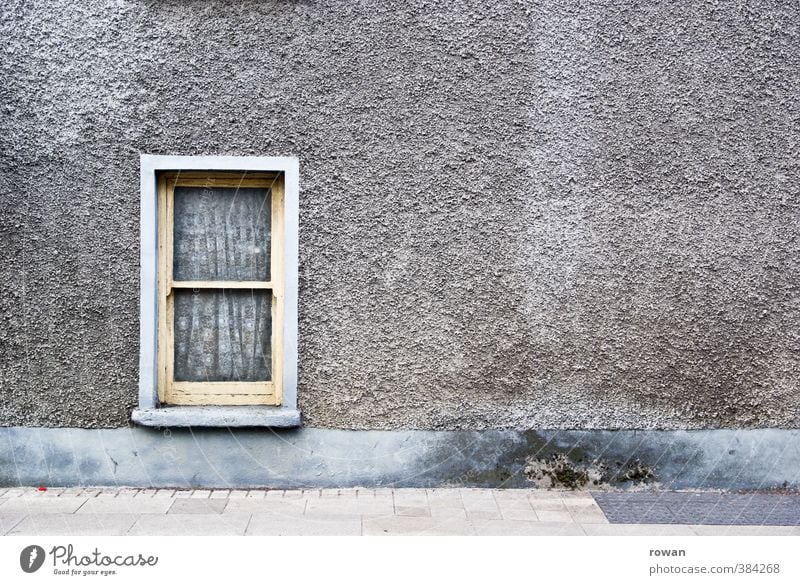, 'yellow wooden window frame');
156,171,285,406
